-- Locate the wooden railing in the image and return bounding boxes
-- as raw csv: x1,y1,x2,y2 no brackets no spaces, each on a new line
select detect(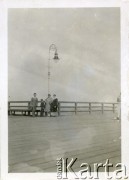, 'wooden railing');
58,101,118,115
8,101,118,116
